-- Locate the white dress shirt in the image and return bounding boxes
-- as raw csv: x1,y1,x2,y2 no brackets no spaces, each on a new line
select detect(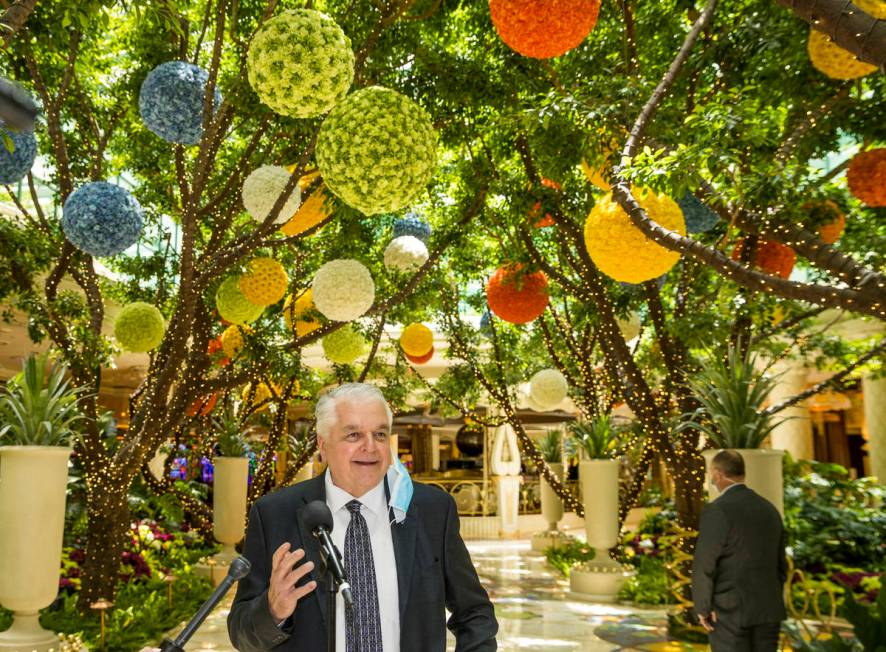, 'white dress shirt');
325,470,400,652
